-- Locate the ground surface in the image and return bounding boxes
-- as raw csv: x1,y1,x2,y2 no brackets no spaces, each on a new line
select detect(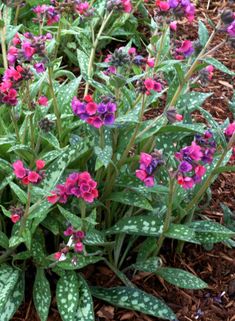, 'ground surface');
13,1,235,320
